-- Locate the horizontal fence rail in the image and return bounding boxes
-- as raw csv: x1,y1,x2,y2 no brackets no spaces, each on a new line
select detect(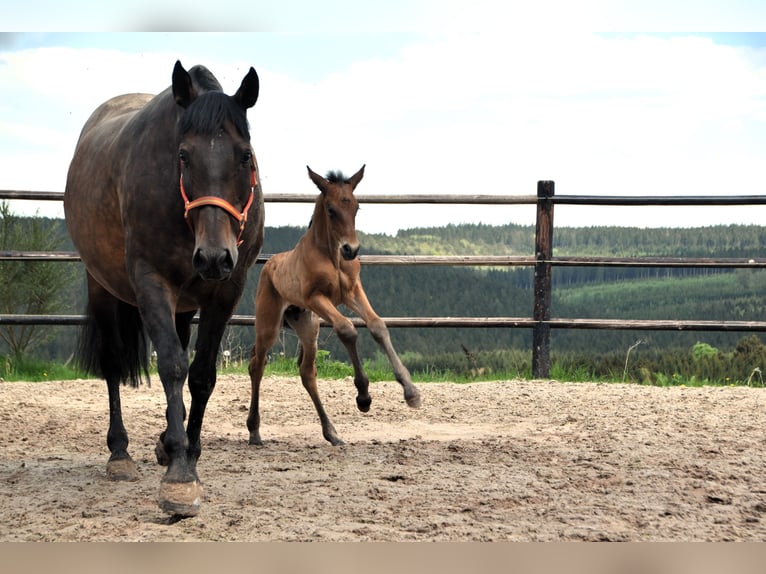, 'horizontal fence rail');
5,252,766,270
3,314,766,332
8,189,766,205
4,186,766,377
